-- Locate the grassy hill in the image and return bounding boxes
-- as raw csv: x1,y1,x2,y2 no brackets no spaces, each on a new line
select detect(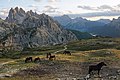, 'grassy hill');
0,38,120,80
68,29,93,40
